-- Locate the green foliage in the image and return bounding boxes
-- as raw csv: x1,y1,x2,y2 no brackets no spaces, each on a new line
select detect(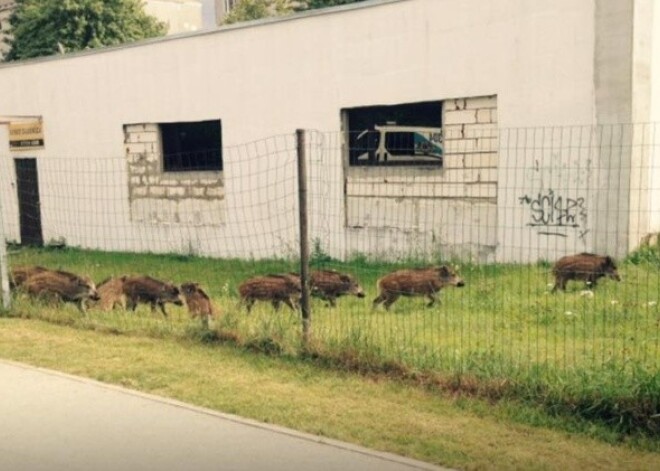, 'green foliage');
310,238,335,265
626,243,660,268
4,0,167,62
222,0,366,25
223,0,296,24
295,0,366,10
